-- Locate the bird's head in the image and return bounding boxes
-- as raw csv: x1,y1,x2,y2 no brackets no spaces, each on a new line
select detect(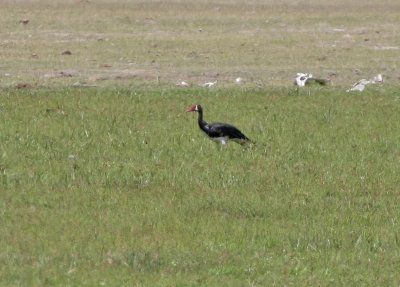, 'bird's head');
186,104,201,112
